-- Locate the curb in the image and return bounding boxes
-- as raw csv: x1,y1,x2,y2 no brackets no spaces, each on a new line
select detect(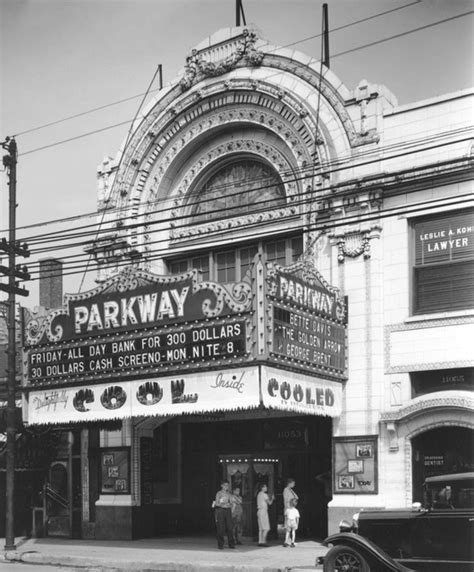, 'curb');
3,550,310,572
